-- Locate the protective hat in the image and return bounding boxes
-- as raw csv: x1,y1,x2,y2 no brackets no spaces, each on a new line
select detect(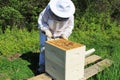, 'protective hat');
49,0,75,18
